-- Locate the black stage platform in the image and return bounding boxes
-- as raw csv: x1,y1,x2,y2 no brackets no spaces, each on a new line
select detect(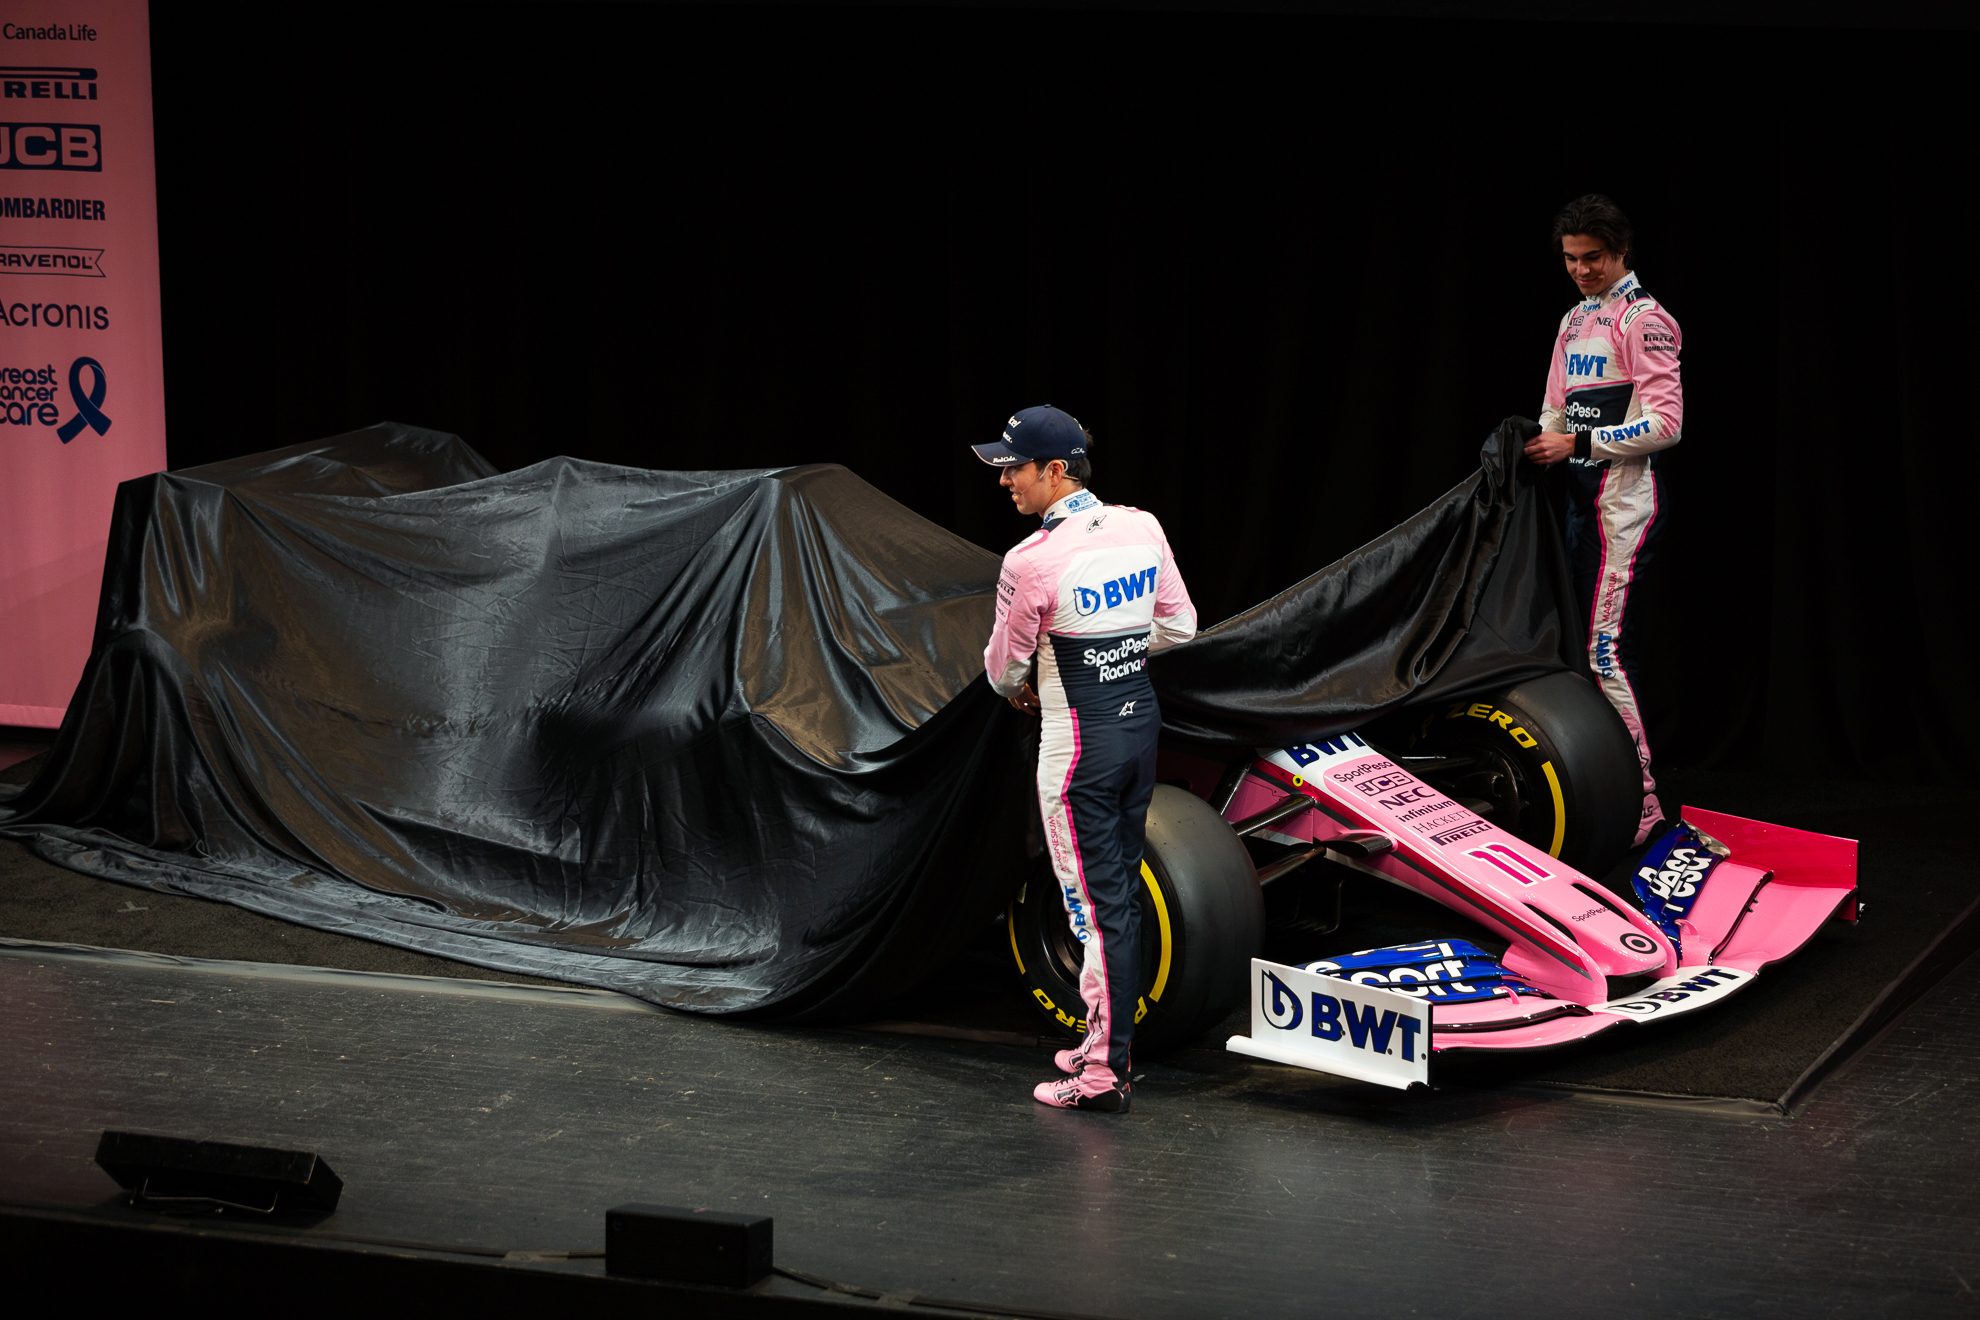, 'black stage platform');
4,749,1979,1313
3,934,1978,1315
7,750,1976,1110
